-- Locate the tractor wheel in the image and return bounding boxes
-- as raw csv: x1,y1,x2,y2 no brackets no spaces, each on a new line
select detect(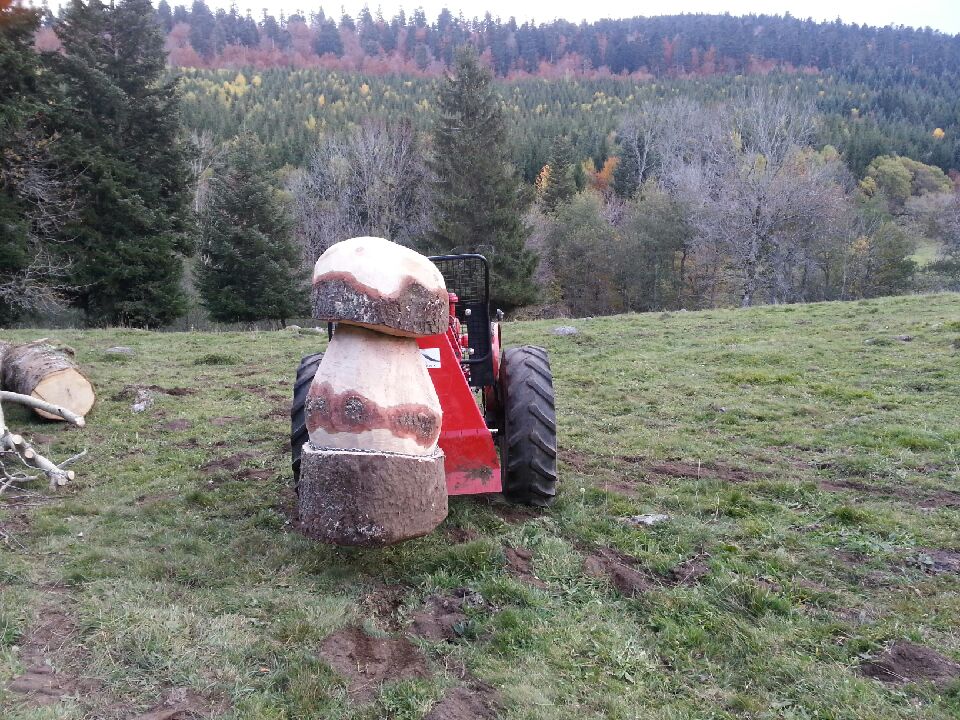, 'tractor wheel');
291,352,324,486
501,346,558,507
